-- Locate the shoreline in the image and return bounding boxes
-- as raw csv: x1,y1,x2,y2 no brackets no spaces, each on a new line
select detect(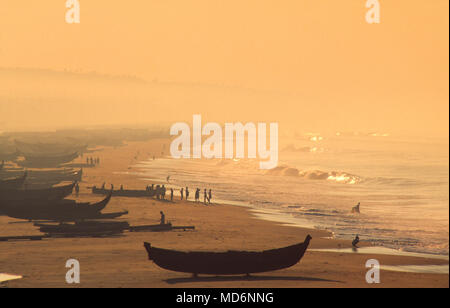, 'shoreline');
1,140,448,287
